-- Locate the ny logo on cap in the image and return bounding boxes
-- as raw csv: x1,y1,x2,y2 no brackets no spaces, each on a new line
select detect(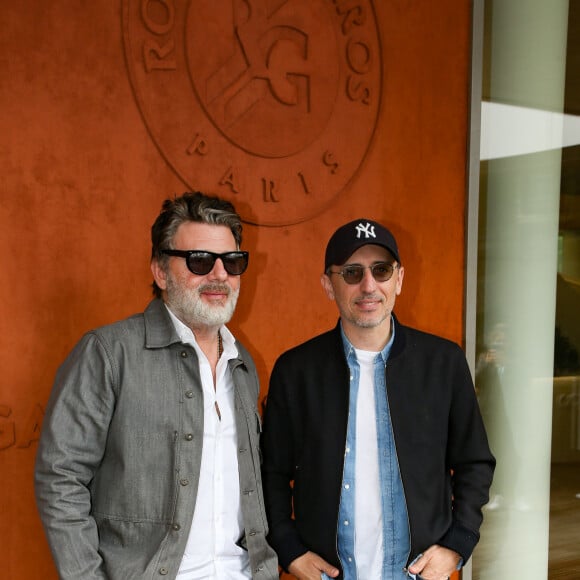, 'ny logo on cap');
355,222,376,239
